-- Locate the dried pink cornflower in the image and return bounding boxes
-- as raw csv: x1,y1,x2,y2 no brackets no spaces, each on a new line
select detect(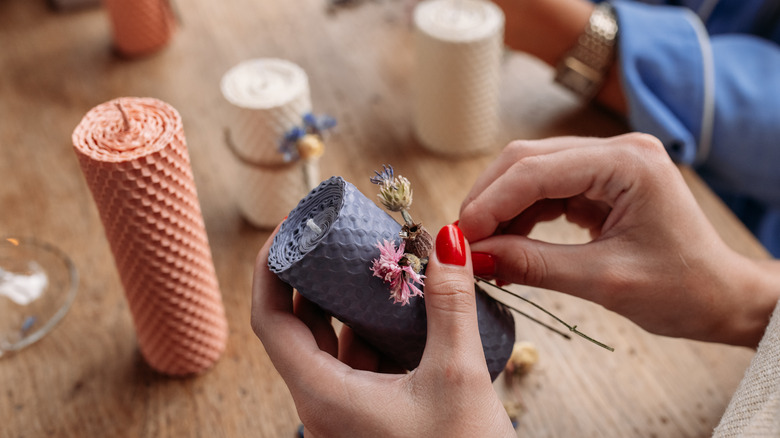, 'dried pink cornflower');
371,239,425,306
